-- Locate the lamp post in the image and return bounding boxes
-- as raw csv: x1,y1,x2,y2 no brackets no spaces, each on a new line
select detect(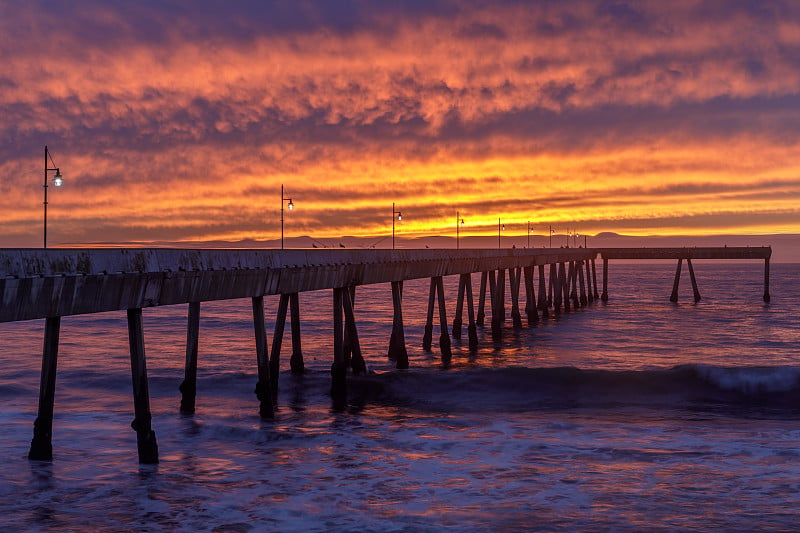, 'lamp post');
456,211,465,249
280,184,294,250
392,203,402,249
43,145,63,249
498,218,505,249
527,220,532,248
